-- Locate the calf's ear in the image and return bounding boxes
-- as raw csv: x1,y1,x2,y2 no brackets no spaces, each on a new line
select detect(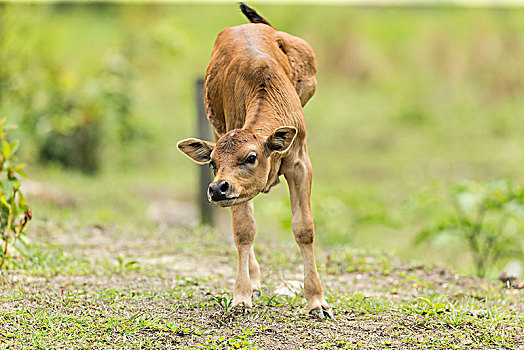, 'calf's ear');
177,138,215,164
265,126,297,154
